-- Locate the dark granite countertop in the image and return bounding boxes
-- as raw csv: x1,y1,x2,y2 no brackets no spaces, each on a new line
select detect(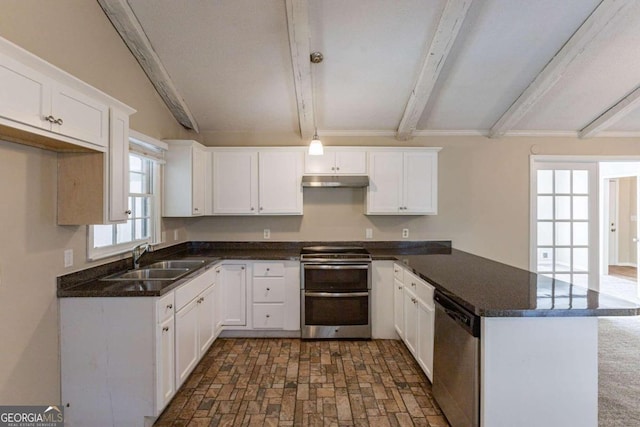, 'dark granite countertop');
57,241,640,318
378,247,640,317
